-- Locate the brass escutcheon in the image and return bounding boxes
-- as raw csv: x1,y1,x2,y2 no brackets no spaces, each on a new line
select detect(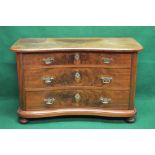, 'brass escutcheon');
74,71,81,83
74,93,81,103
